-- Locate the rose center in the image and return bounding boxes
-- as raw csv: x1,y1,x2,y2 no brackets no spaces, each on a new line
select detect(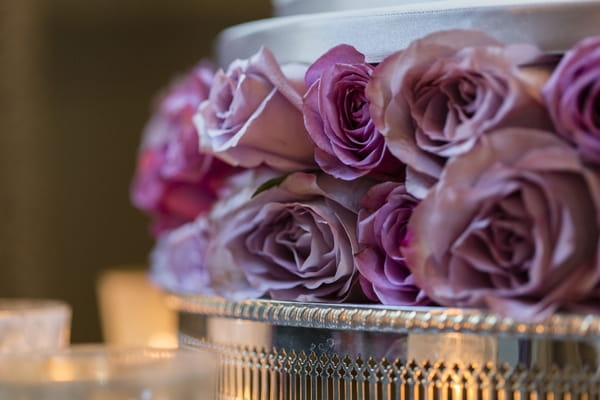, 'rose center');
457,77,479,117
248,205,331,277
445,75,480,121
479,193,534,287
454,188,535,291
580,82,600,131
338,80,370,131
274,211,312,264
379,203,416,261
487,213,531,270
